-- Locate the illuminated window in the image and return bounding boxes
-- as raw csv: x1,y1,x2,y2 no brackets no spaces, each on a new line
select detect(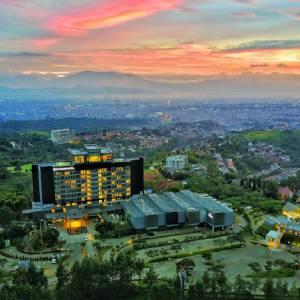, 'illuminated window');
88,155,101,162
74,156,84,163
